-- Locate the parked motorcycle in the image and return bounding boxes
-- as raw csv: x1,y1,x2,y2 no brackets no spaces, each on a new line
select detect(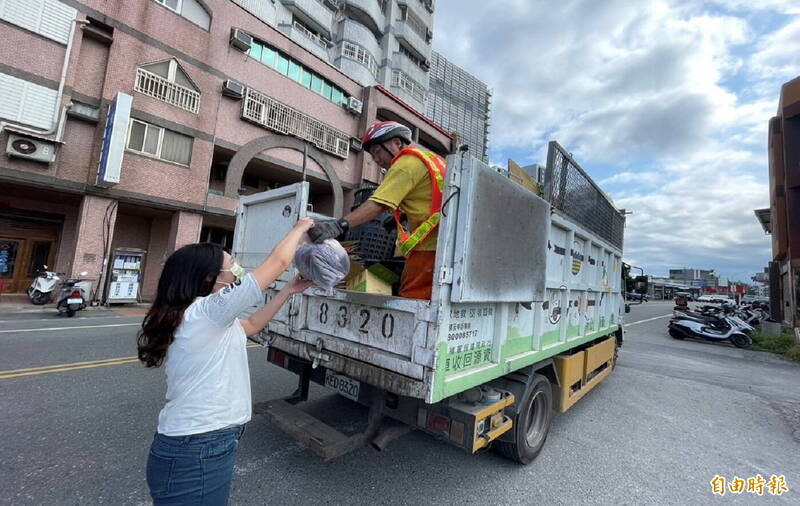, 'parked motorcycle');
56,272,90,317
27,266,59,305
669,306,753,348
